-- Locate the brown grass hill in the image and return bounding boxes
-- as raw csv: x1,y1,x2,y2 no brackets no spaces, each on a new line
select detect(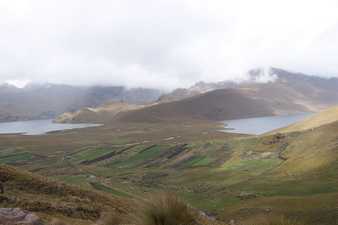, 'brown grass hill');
116,89,275,123
271,106,338,134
